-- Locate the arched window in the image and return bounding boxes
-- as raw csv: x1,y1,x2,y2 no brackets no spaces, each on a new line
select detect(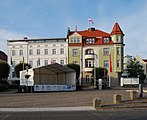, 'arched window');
85,49,94,55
